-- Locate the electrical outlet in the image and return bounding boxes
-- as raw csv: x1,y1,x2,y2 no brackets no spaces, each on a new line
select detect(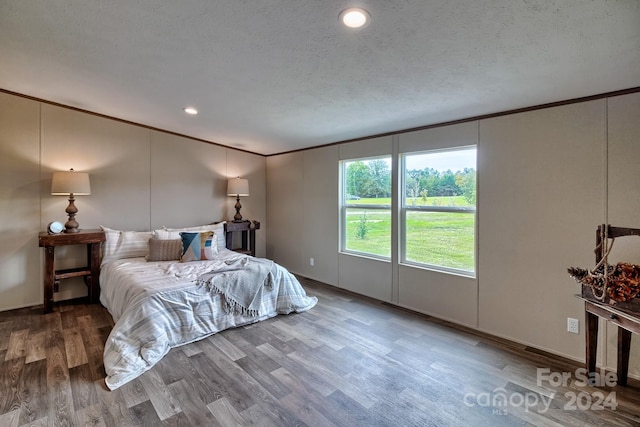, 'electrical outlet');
310,257,314,266
567,317,579,334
